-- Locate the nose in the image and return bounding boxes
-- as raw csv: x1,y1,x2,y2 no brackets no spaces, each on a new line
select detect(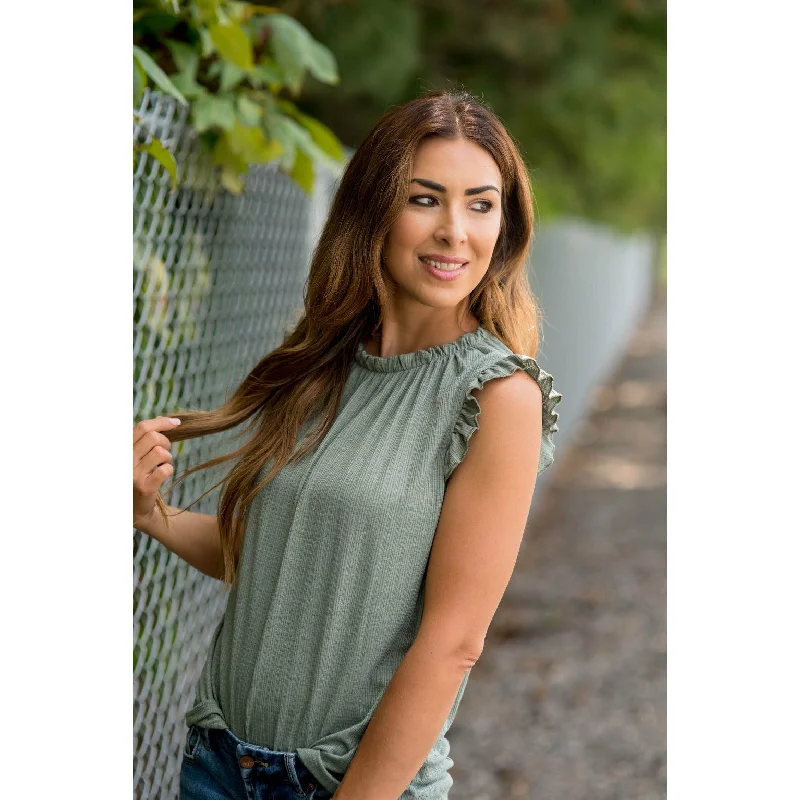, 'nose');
434,206,467,246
